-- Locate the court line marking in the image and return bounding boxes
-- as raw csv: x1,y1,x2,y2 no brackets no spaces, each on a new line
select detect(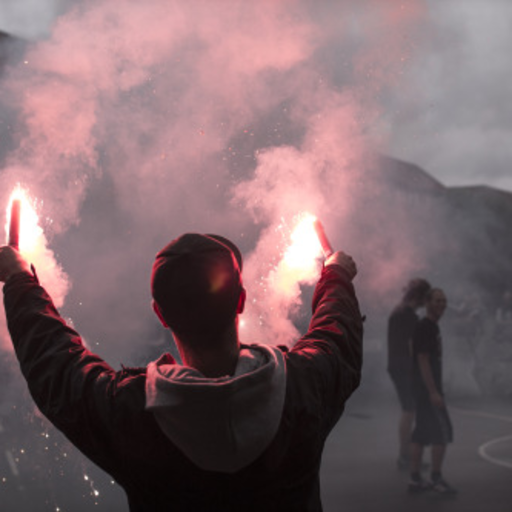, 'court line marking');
452,407,512,470
478,436,512,470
